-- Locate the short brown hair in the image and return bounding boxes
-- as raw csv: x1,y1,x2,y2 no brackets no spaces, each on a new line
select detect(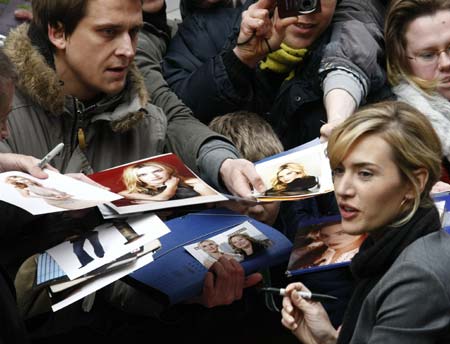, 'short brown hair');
208,111,284,162
32,0,88,40
385,0,450,87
